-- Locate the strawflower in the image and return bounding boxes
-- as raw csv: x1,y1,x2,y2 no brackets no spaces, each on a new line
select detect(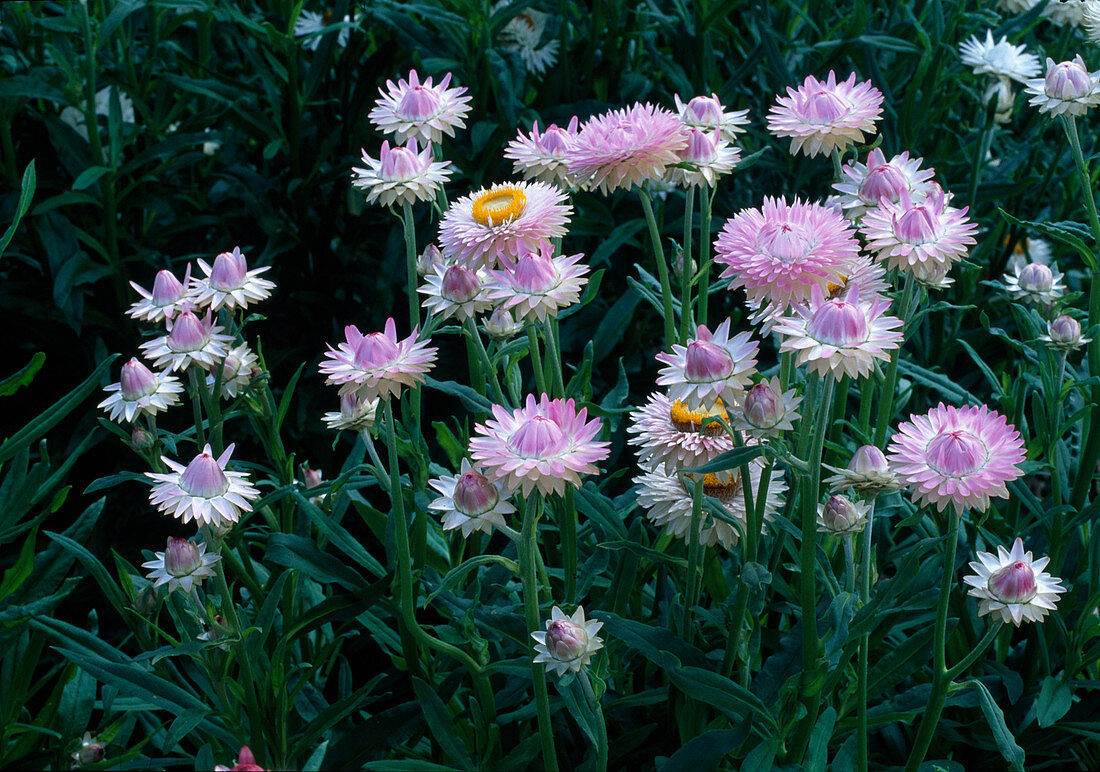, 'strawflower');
567,103,687,194
1025,56,1100,116
139,310,234,373
860,185,977,280
99,357,183,423
428,458,516,536
767,71,883,158
419,263,492,321
825,444,900,496
505,118,580,188
831,148,936,219
958,31,1041,83
732,377,802,437
964,538,1066,625
147,443,260,528
1002,261,1065,306
486,240,589,321
1040,314,1092,350
352,138,452,208
655,319,759,410
319,318,437,401
128,266,194,322
322,390,379,432
532,606,604,676
142,536,220,593
496,4,559,75
627,392,735,472
206,344,259,399
190,247,275,312
369,69,472,144
673,92,750,142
